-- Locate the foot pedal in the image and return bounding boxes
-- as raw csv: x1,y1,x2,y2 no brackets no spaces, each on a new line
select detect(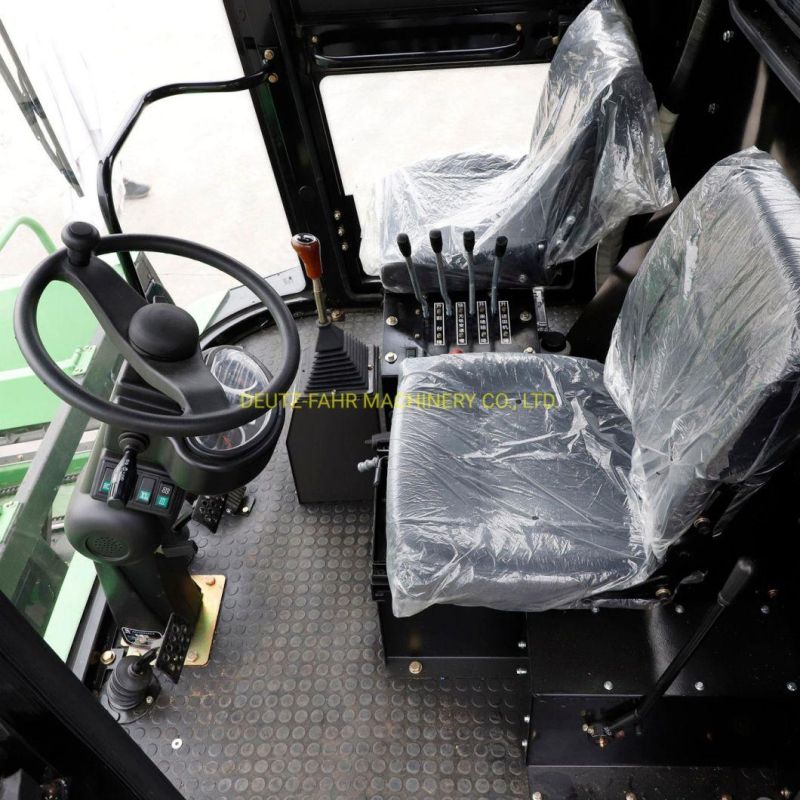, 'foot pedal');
192,488,253,532
154,613,193,684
